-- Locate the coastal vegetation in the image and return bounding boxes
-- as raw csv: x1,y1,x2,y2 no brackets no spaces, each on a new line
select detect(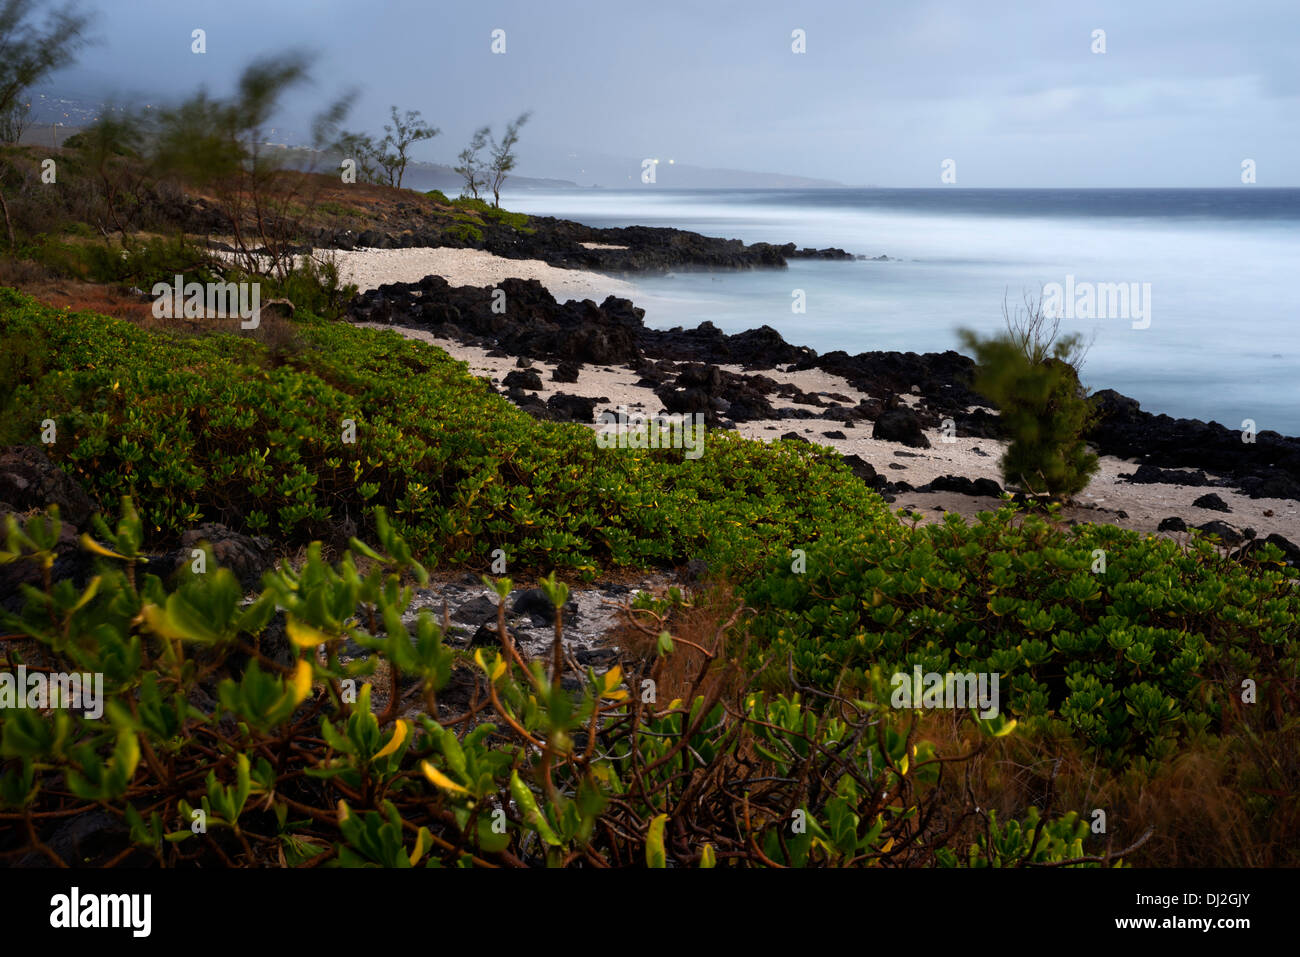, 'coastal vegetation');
3,286,1298,866
0,3,1297,870
959,294,1099,499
